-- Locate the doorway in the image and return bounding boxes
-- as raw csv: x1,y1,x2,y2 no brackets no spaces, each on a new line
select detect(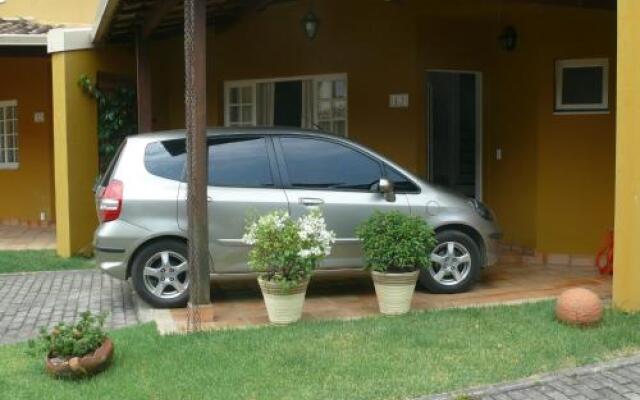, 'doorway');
426,70,482,199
